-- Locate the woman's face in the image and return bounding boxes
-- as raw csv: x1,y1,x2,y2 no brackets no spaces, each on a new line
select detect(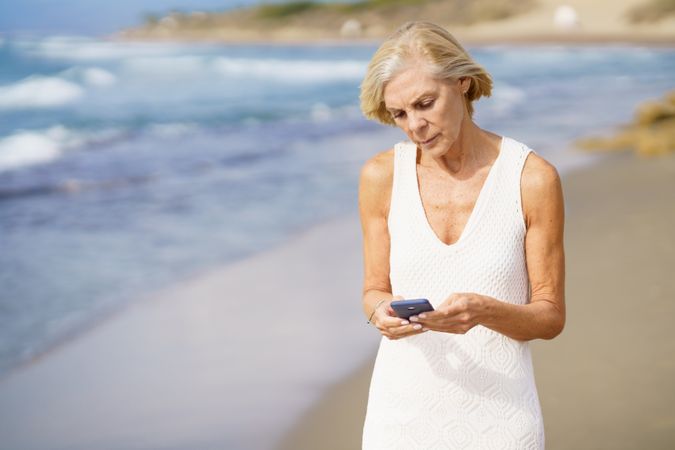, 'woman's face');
383,65,470,155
